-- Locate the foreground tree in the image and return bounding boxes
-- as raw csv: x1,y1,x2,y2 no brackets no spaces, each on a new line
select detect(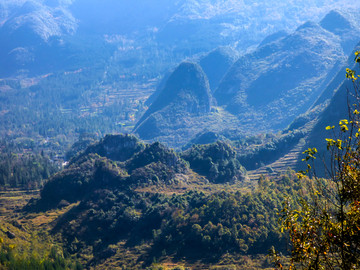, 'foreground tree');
277,52,360,270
